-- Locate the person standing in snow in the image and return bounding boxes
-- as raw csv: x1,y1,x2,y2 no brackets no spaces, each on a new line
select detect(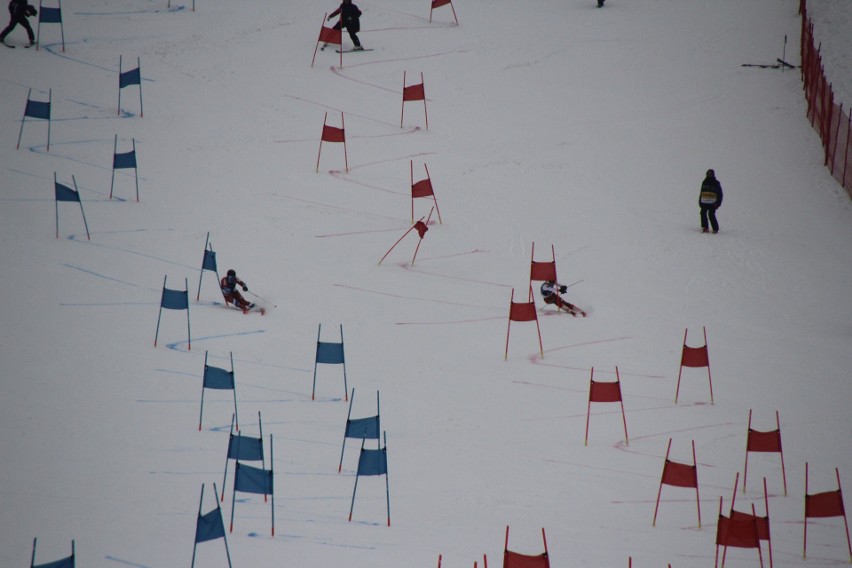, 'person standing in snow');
220,269,254,313
325,0,363,51
0,0,37,48
699,169,723,233
540,280,586,317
